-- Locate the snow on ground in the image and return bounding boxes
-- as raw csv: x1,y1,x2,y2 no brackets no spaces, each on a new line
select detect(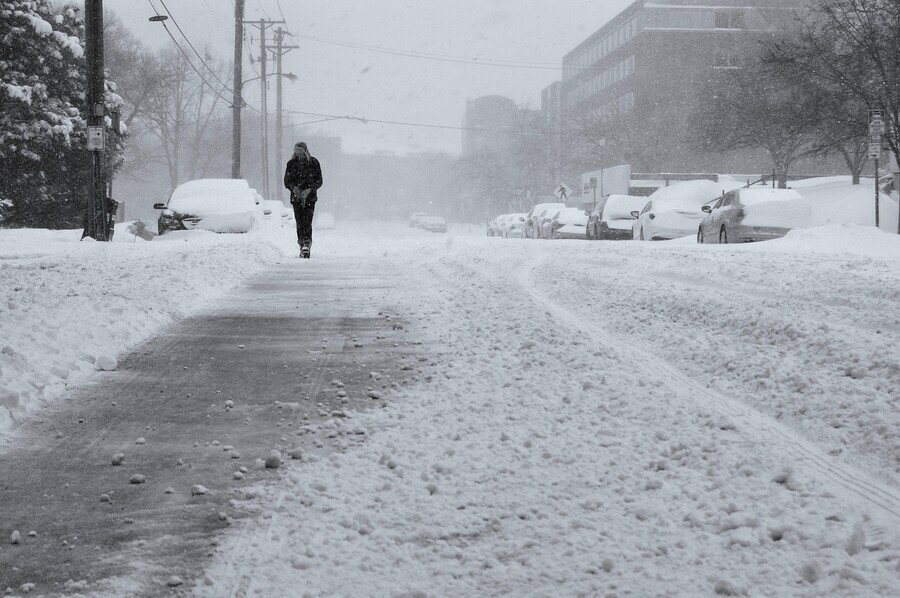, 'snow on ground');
198,219,900,597
0,218,297,439
3,178,900,595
